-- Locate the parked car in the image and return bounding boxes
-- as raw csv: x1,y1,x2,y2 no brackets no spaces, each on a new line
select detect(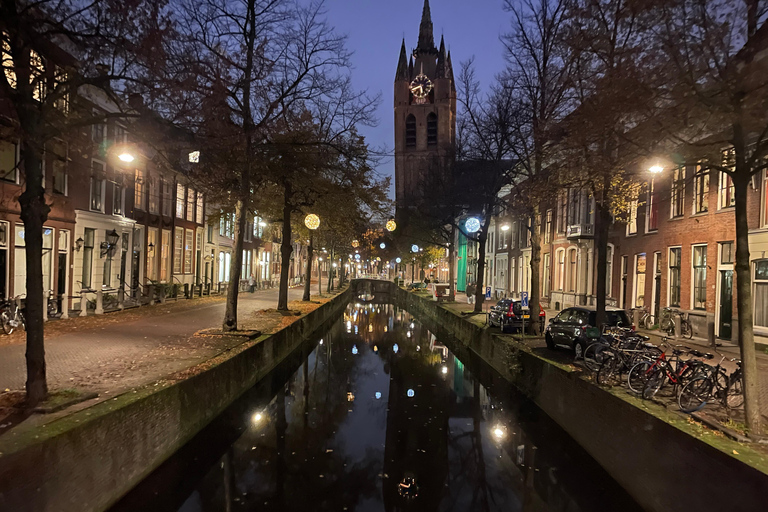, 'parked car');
489,299,546,333
544,306,632,358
